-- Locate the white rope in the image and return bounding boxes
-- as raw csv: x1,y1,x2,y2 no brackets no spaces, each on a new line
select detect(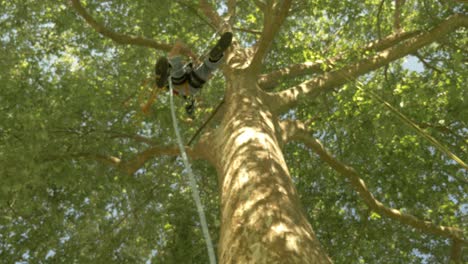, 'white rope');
168,79,217,264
